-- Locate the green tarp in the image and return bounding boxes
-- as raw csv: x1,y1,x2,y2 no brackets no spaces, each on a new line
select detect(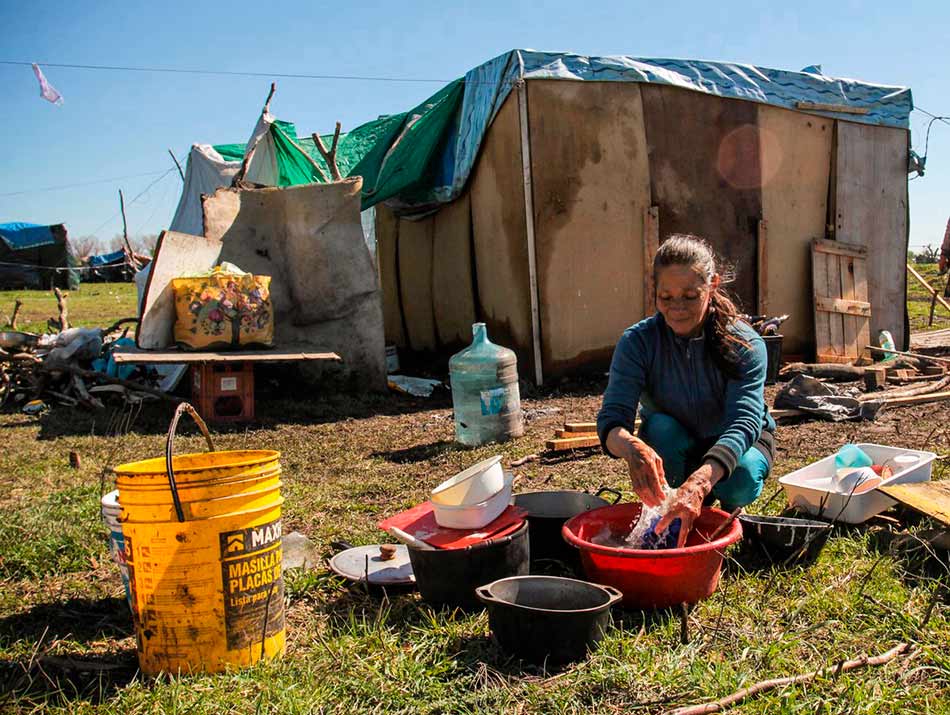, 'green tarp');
212,80,464,211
